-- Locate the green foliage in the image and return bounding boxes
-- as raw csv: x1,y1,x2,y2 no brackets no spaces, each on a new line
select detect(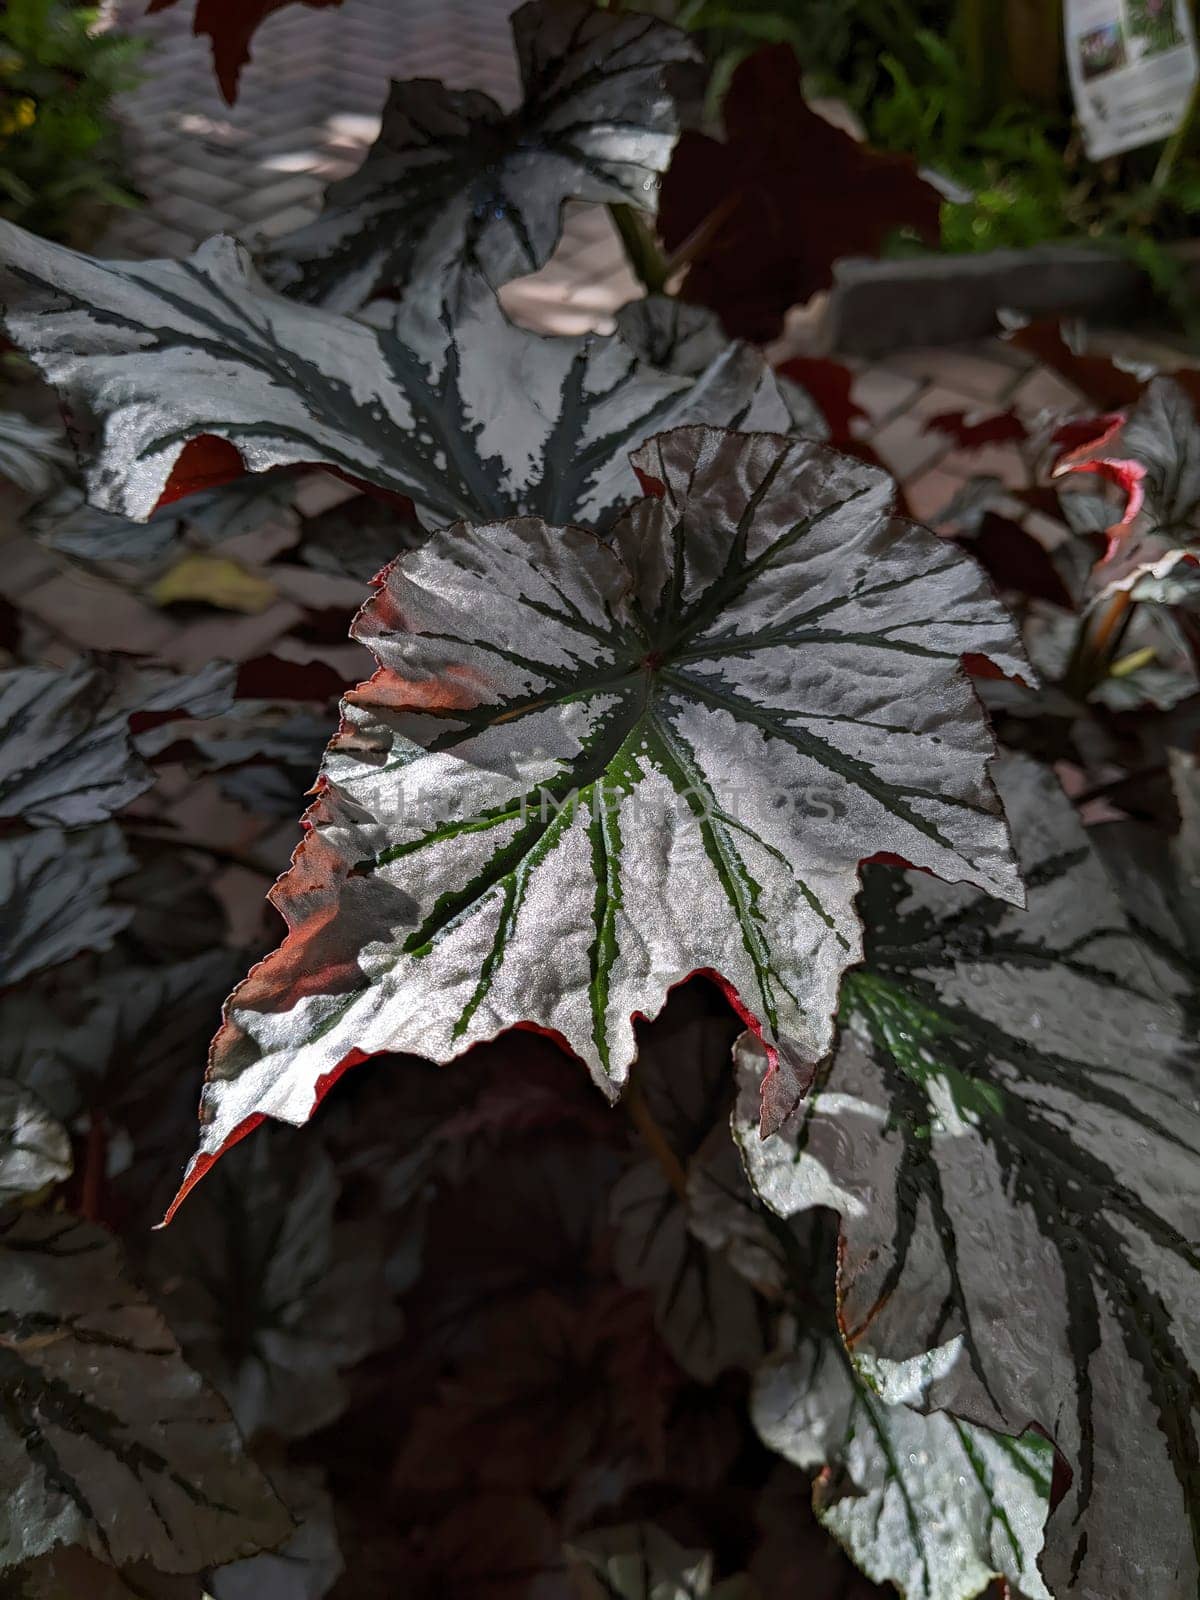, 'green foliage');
673,0,1200,323
0,0,146,241
675,0,950,117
